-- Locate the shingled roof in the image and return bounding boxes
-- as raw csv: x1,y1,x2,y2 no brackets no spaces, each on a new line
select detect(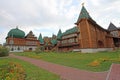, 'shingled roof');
108,23,118,31
51,34,57,45
75,5,108,31
51,39,57,45
62,26,79,36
